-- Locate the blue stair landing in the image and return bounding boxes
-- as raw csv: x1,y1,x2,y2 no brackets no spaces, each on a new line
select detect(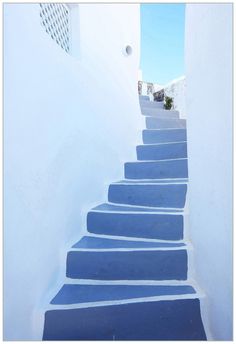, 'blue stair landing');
43,96,207,340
